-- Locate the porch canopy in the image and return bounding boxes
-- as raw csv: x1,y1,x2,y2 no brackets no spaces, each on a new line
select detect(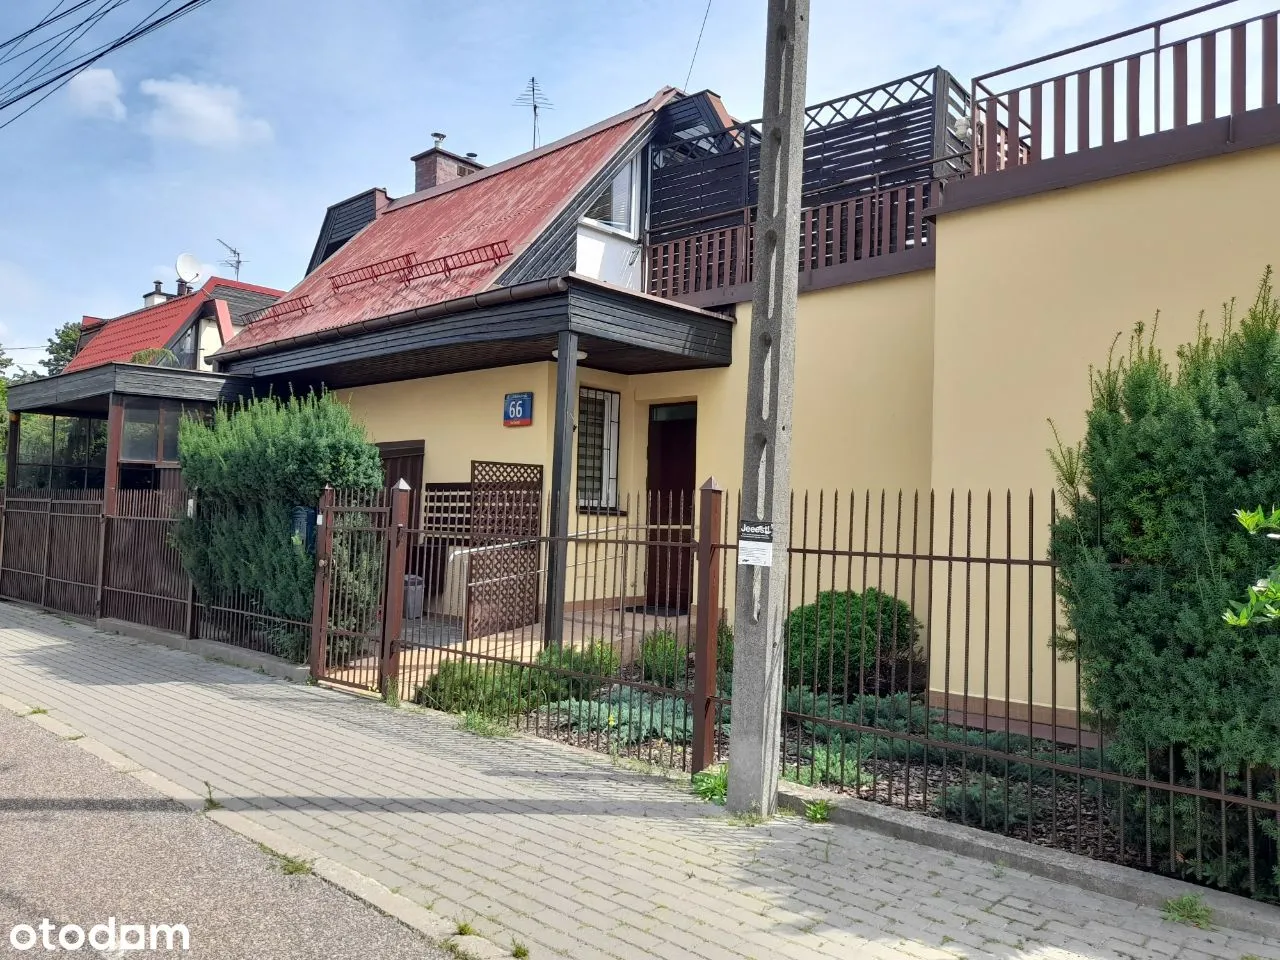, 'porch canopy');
6,364,254,507
214,272,736,643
